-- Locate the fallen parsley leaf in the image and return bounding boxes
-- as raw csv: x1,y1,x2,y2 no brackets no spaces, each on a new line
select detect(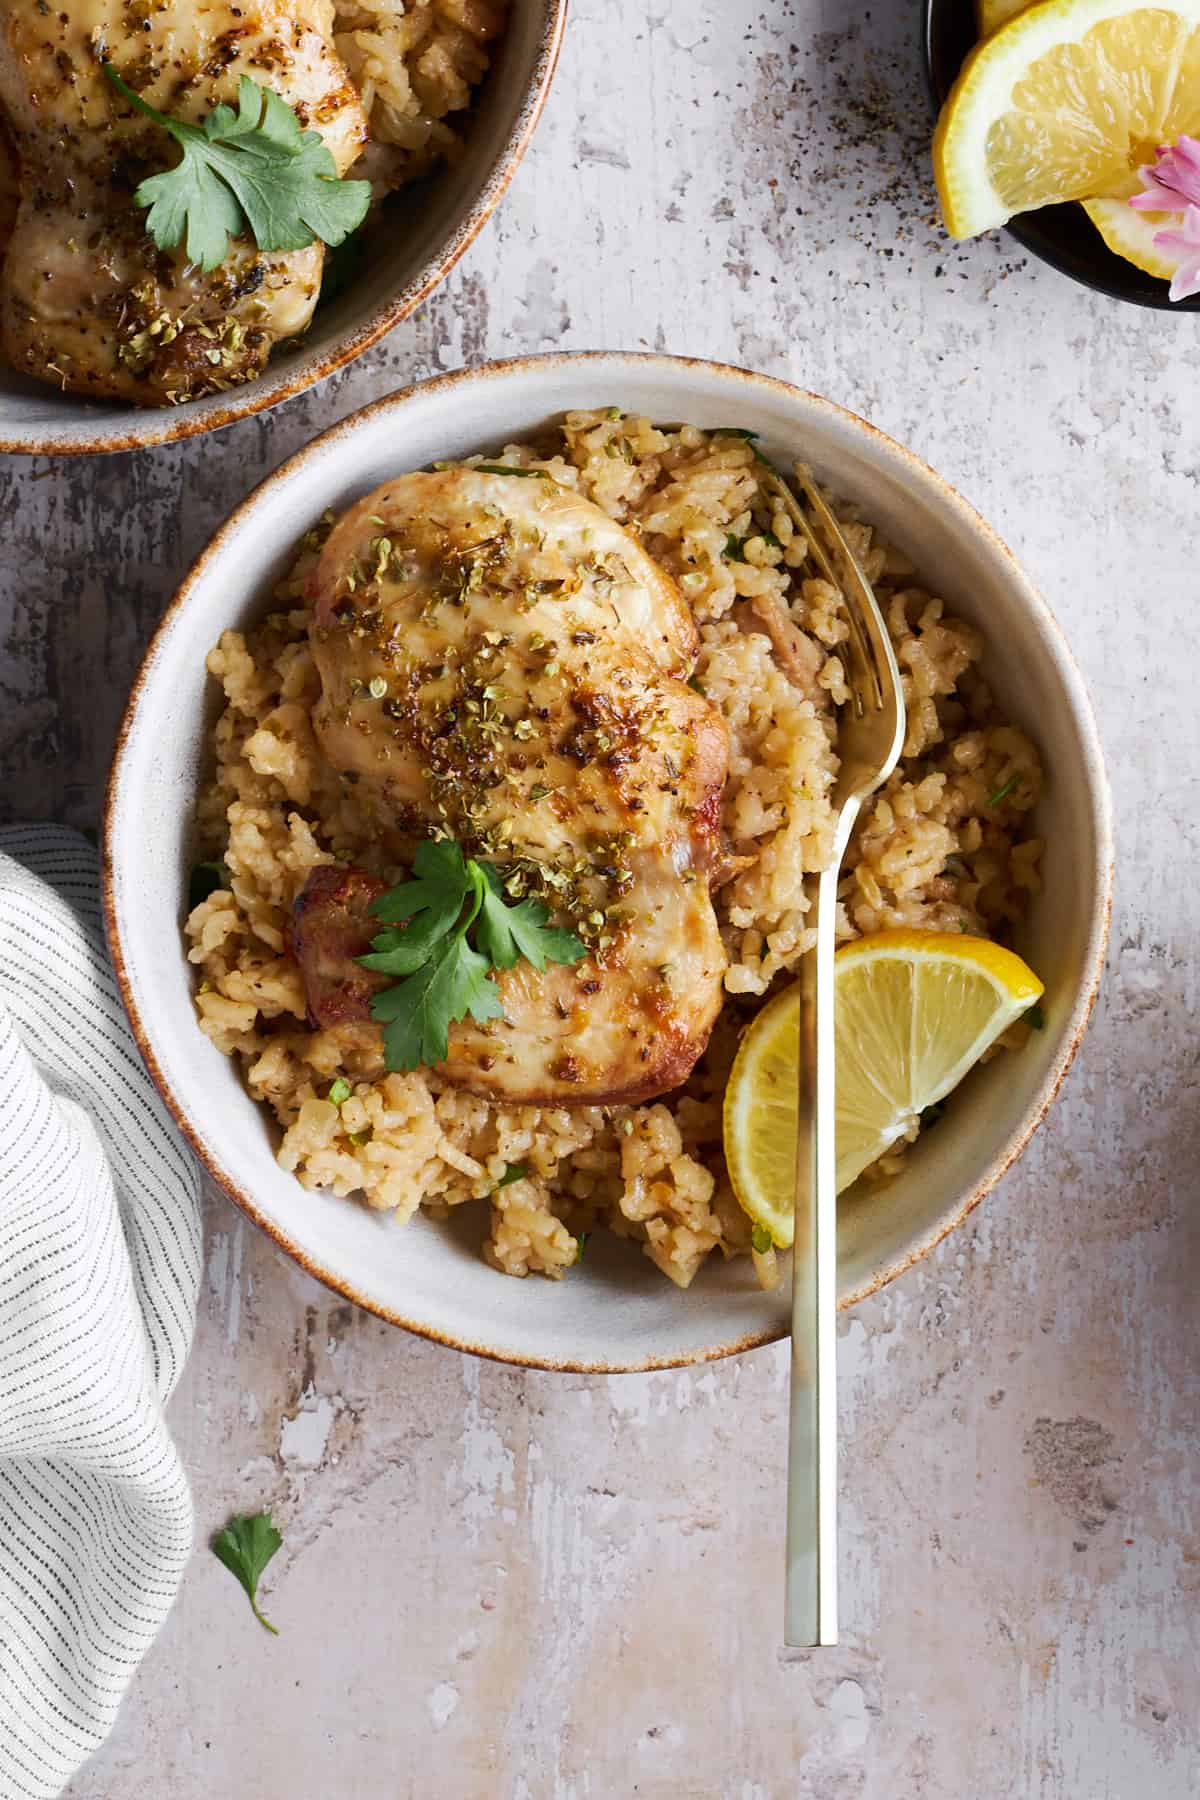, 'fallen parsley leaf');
104,67,371,273
211,1511,282,1635
188,861,227,908
575,1231,589,1262
919,1101,947,1131
362,841,584,1073
724,533,749,563
496,1163,528,1188
988,775,1018,807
